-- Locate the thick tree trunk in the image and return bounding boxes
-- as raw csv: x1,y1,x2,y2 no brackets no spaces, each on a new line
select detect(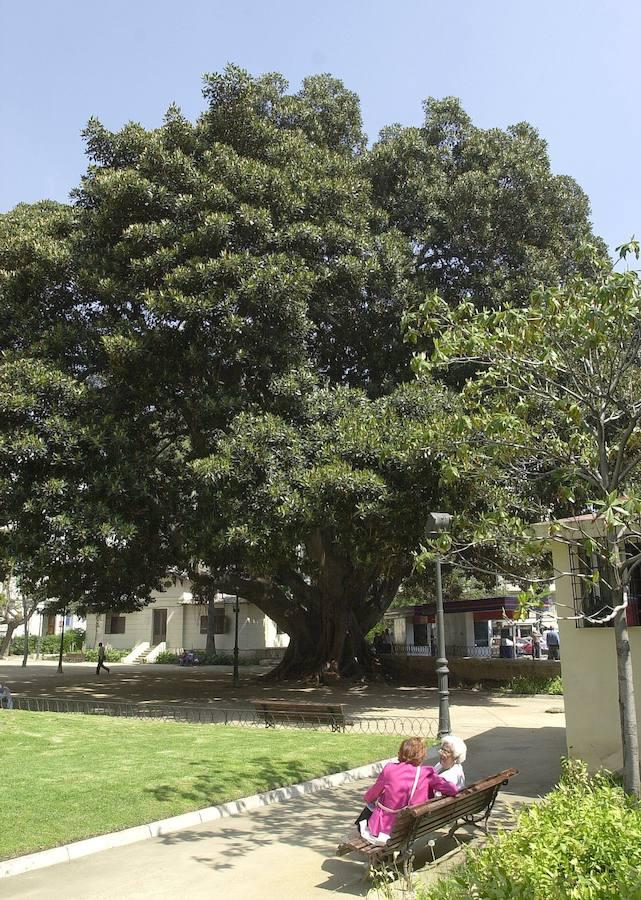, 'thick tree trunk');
267,600,376,681
208,543,406,681
22,598,29,667
0,622,16,658
205,598,217,656
614,605,641,795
